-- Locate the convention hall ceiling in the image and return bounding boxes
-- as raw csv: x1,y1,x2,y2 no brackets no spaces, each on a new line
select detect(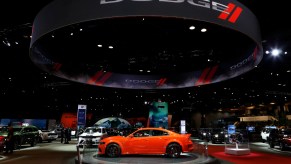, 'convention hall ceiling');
0,0,291,118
